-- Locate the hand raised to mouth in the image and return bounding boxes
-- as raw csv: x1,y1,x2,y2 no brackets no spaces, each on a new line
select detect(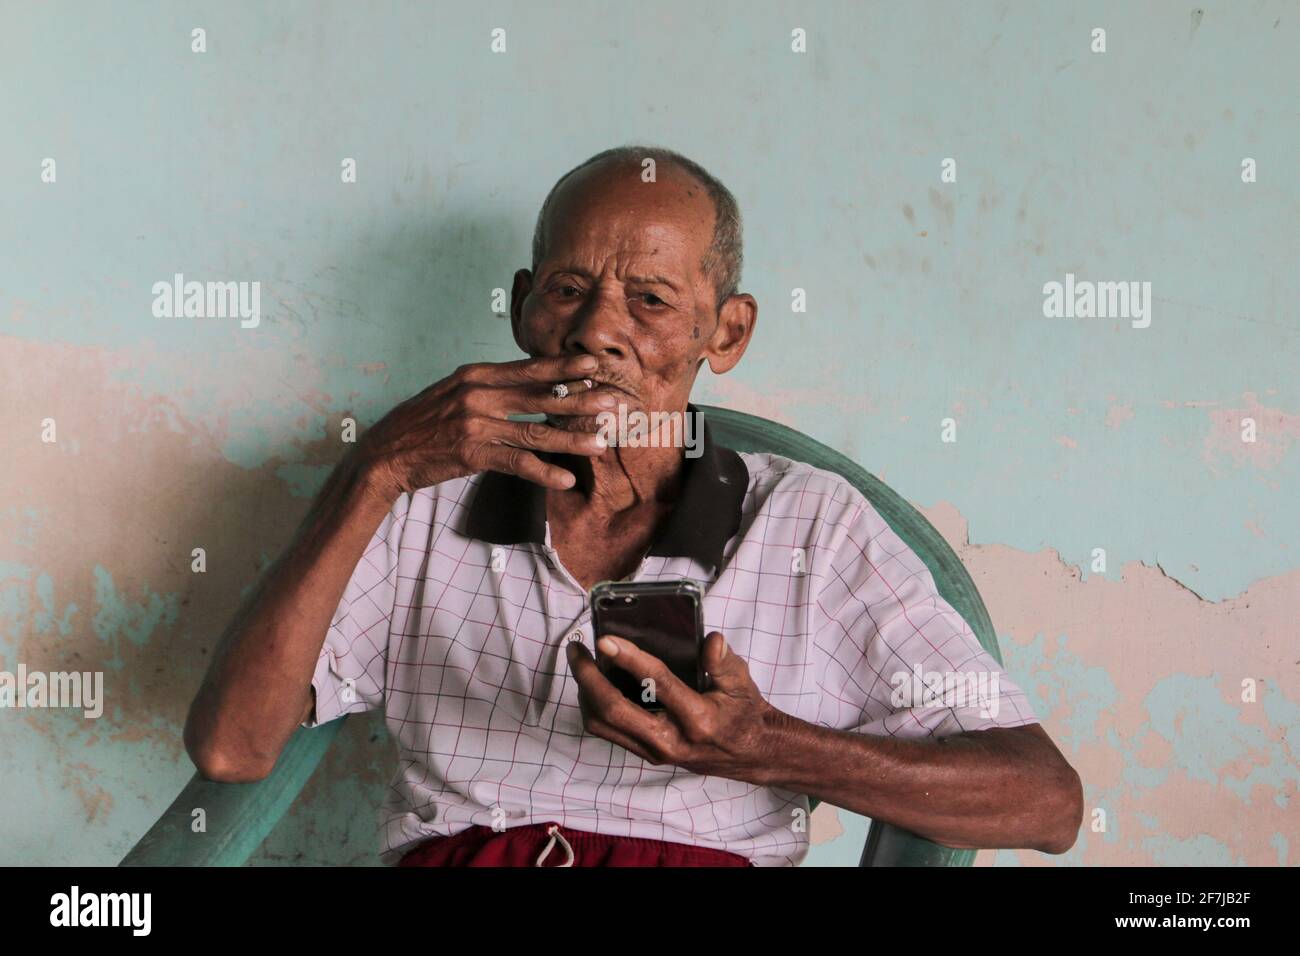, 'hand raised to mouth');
353,354,621,502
